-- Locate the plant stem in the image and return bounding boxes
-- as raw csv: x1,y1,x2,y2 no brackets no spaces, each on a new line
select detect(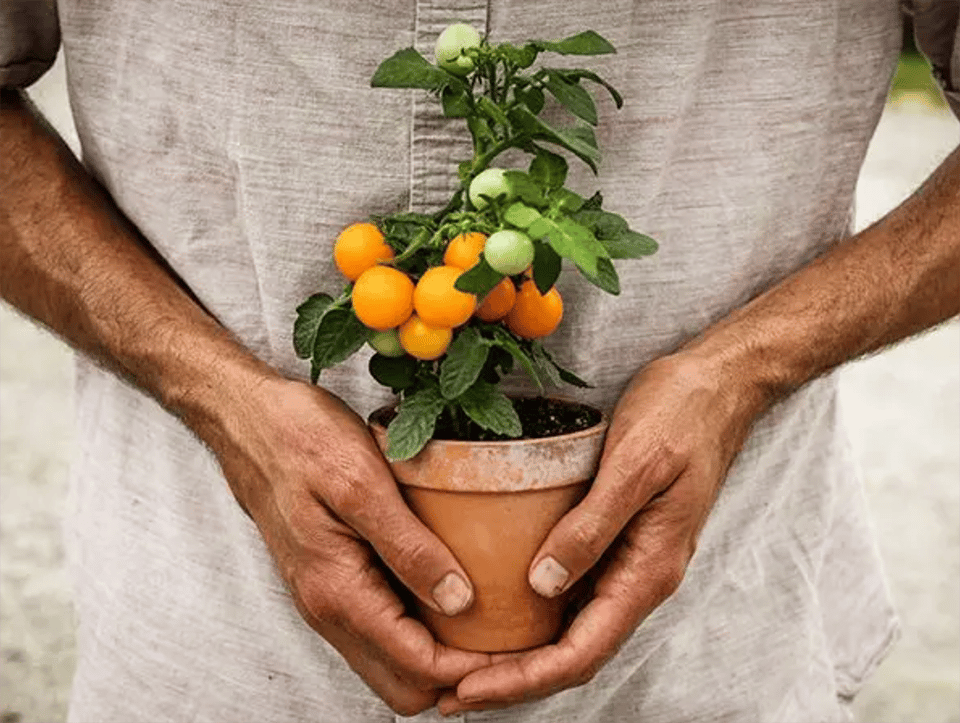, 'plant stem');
392,228,432,264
